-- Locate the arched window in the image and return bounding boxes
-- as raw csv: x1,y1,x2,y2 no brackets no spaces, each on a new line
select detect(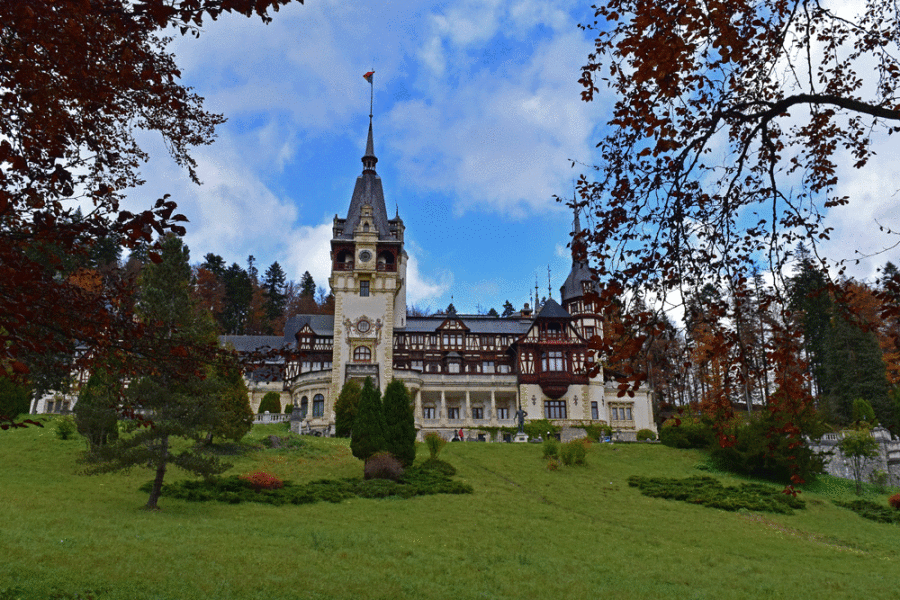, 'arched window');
312,394,325,417
353,346,372,362
300,396,308,418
